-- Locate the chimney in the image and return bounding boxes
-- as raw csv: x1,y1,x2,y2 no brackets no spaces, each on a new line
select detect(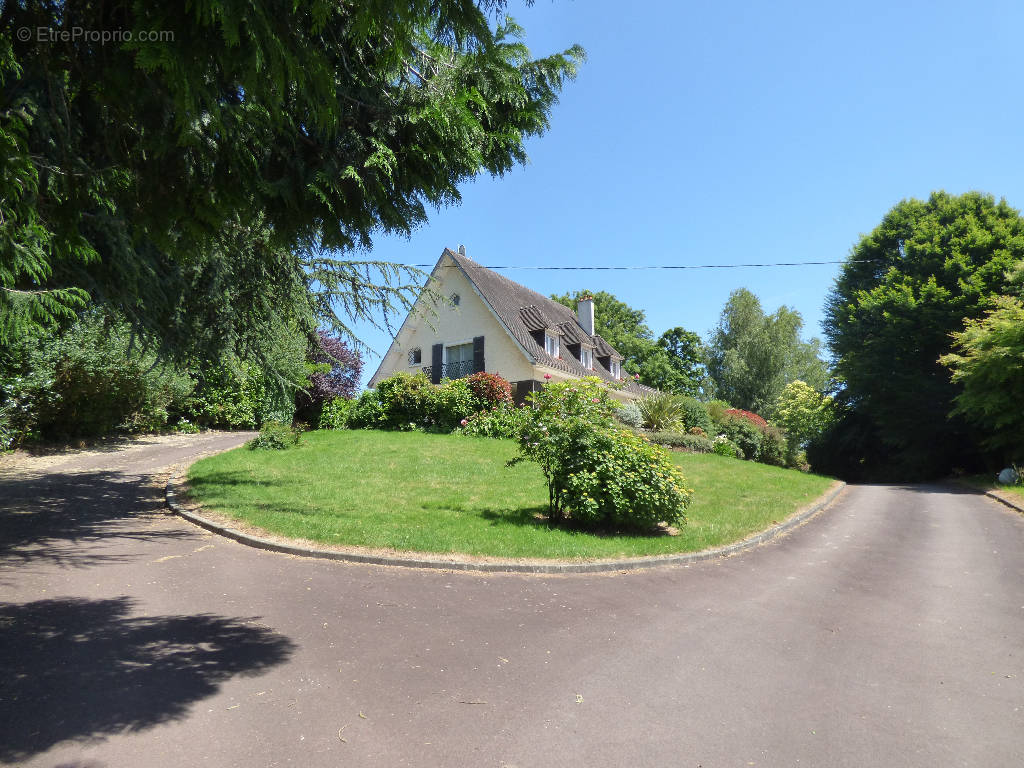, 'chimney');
458,244,466,256
577,295,595,336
